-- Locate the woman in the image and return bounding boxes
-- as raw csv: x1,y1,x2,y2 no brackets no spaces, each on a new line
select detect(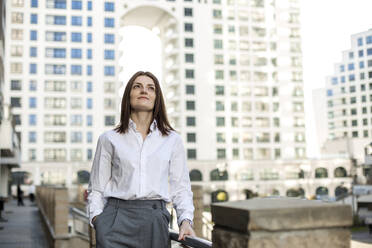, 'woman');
87,71,195,247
